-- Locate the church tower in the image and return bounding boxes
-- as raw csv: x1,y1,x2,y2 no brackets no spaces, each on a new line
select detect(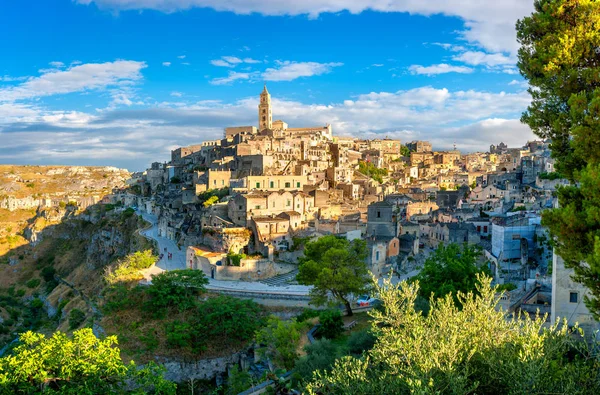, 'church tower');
258,85,272,130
